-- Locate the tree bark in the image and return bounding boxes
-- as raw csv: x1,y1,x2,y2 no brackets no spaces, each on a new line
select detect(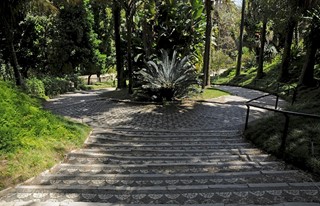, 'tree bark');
202,0,212,89
126,8,134,94
87,74,92,85
299,24,318,87
256,17,267,79
235,0,246,76
4,20,22,86
113,1,126,89
278,17,297,83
